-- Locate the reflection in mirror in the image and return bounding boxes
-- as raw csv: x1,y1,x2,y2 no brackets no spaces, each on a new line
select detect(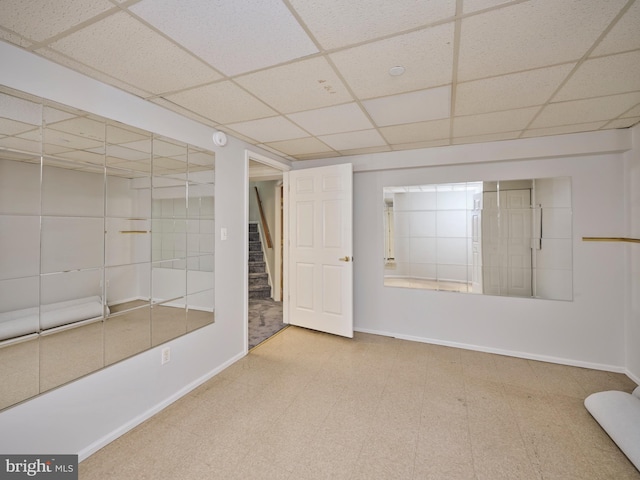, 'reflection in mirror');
383,178,572,301
0,88,42,410
0,86,215,411
152,136,188,346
